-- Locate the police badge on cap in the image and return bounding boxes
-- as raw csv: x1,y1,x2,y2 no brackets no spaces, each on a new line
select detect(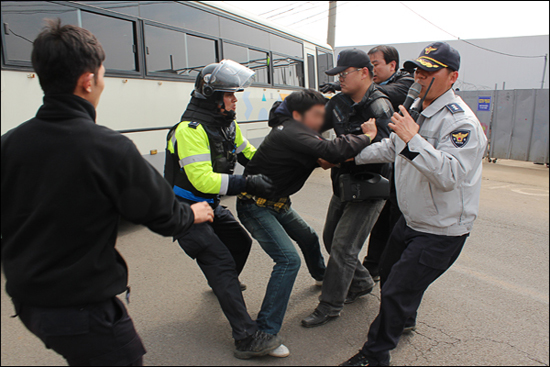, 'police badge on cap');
404,42,461,72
